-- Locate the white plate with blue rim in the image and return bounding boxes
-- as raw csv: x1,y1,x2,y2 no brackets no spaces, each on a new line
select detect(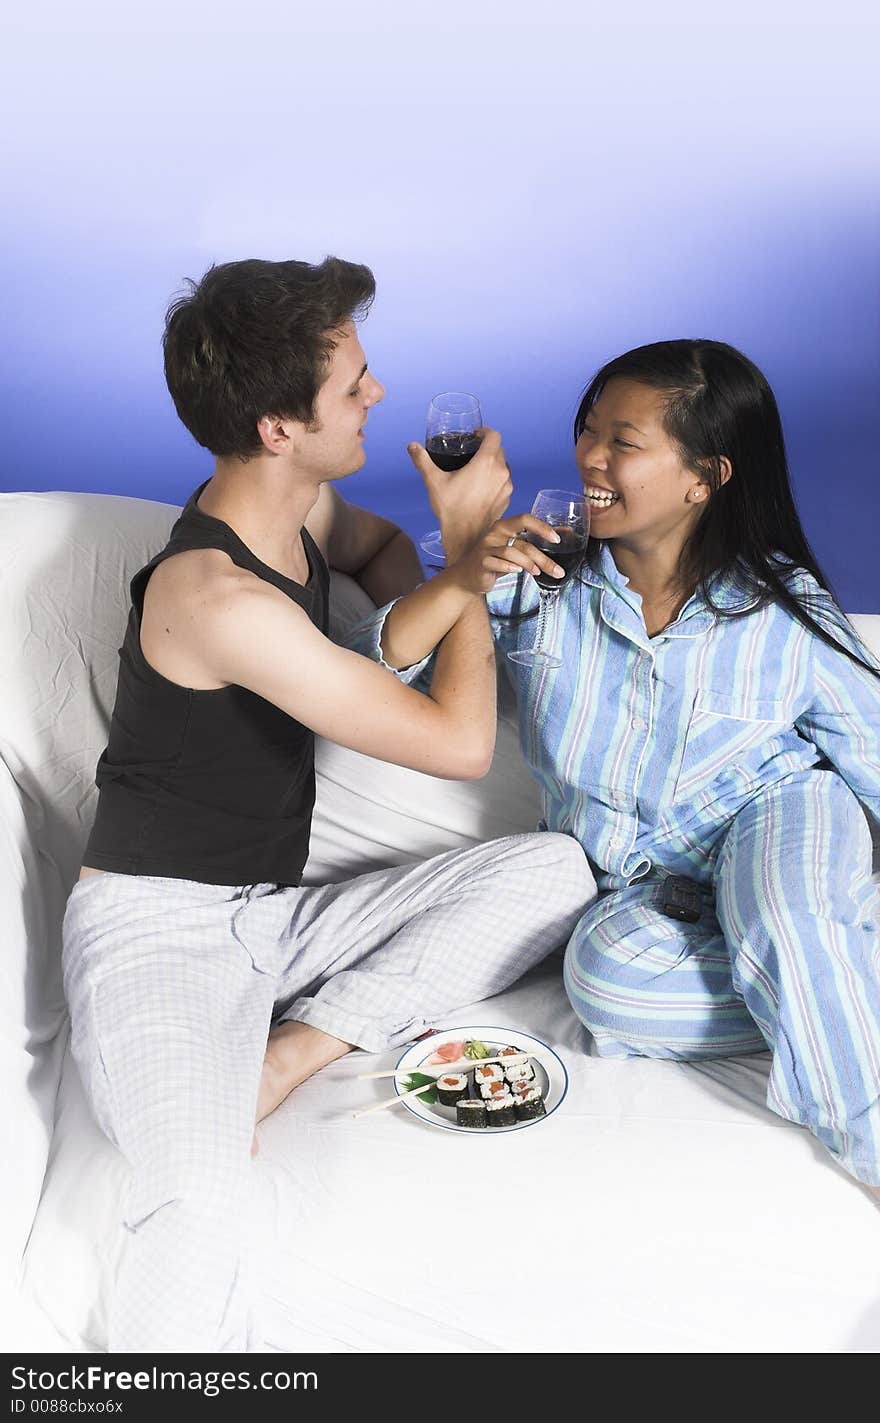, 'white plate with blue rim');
392,1025,568,1134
